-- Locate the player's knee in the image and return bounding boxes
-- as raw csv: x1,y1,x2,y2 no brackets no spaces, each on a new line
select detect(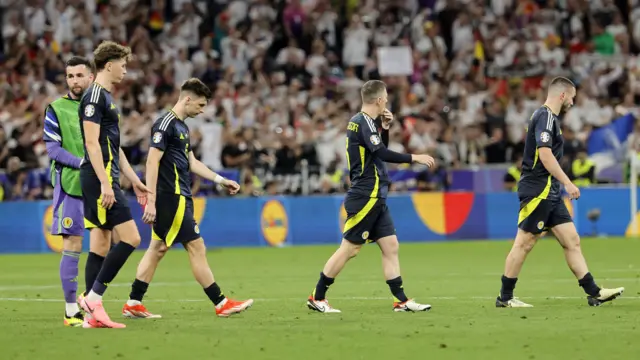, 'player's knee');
151,241,168,258
349,246,362,258
185,239,206,256
340,240,362,258
62,236,83,252
514,233,537,253
383,240,400,256
560,233,581,251
125,233,141,248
